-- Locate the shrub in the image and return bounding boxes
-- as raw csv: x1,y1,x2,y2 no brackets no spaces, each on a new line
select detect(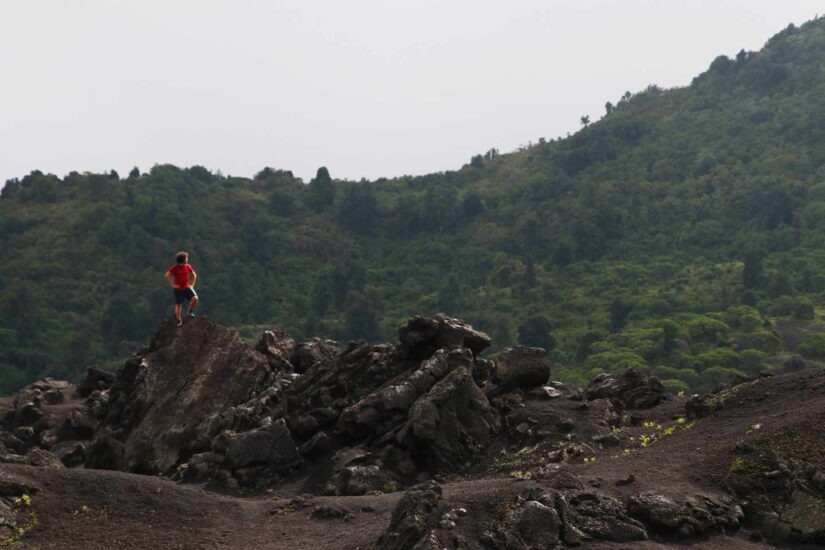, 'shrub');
584,350,648,373
735,330,782,353
699,367,747,391
693,348,740,371
686,316,730,344
662,379,689,394
740,349,768,373
793,297,816,320
672,368,700,388
605,328,663,361
739,314,763,331
799,333,825,359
